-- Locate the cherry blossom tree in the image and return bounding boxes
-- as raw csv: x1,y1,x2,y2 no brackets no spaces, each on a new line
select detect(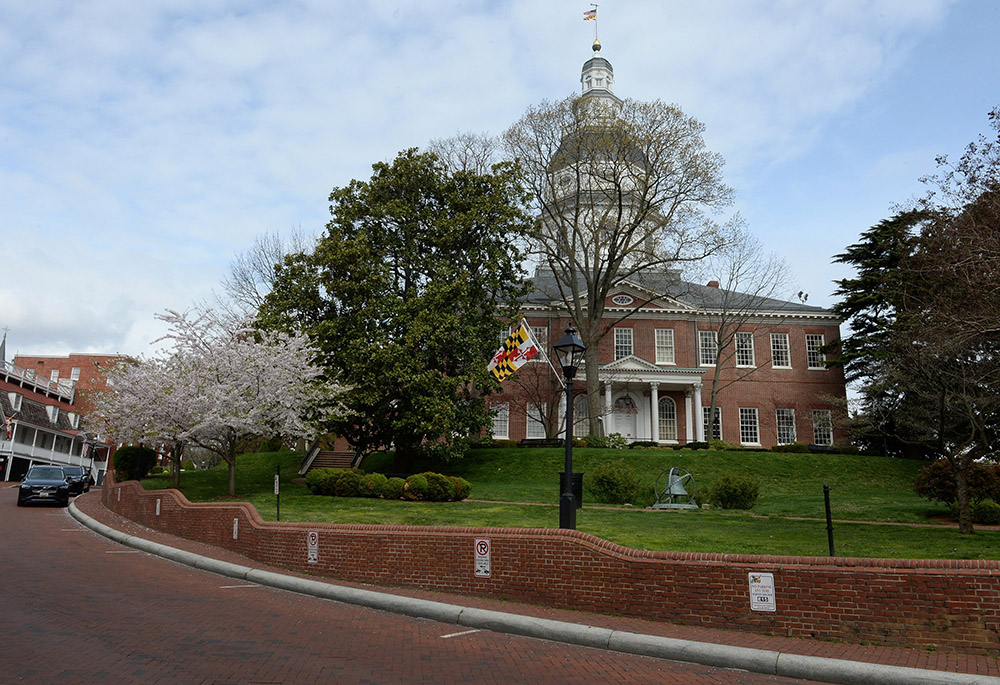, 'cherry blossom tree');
94,309,343,496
